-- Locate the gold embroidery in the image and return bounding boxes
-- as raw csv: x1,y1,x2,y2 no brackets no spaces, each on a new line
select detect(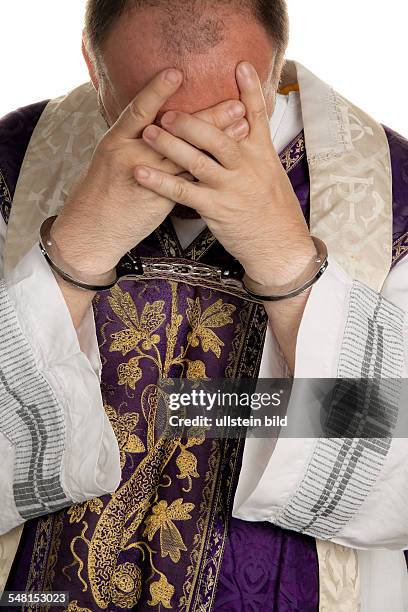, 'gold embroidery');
186,298,235,358
63,522,91,593
185,359,208,380
67,500,103,524
50,282,239,610
104,405,145,468
163,282,183,376
393,230,408,265
148,573,175,609
144,499,195,563
0,170,12,224
64,602,92,612
110,562,143,608
176,449,200,493
280,134,305,174
108,285,165,357
117,358,143,390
